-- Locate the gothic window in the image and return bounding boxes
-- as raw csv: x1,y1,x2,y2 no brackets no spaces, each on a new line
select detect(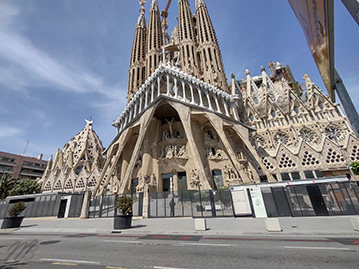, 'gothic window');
325,125,344,142
261,157,274,170
325,148,345,164
351,145,359,161
87,176,97,188
76,178,85,189
53,180,62,191
248,114,253,121
255,136,265,147
274,132,289,145
271,111,276,118
64,180,73,190
75,165,84,175
44,181,51,192
293,106,299,114
278,153,296,169
253,97,259,104
302,151,320,167
300,128,315,143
